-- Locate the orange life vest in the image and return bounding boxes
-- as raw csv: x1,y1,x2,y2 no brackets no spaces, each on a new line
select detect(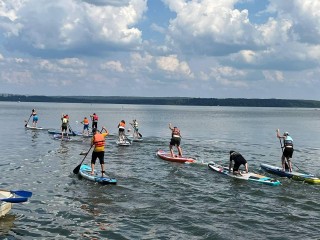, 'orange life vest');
93,133,105,147
83,118,89,125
